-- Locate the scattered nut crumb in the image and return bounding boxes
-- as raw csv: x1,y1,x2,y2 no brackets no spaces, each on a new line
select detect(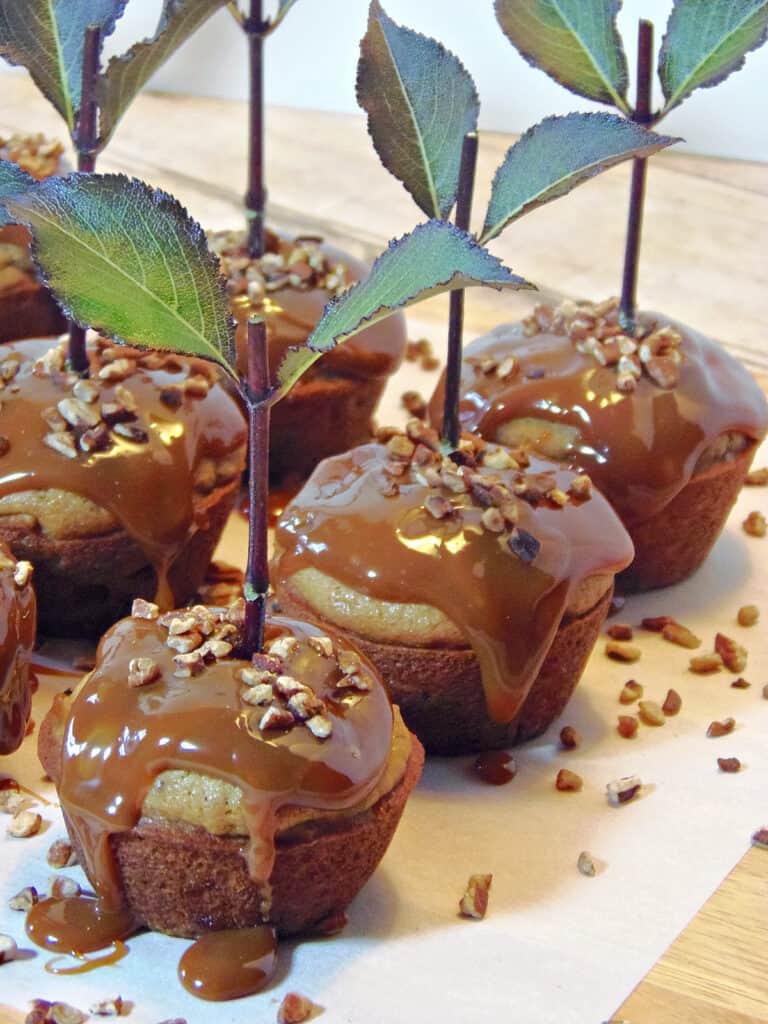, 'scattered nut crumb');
638,700,665,727
707,717,736,738
606,775,642,806
7,809,42,837
662,689,682,716
744,467,768,485
606,623,633,641
459,873,493,919
88,997,123,1017
752,827,768,848
640,615,675,632
8,885,38,911
731,677,751,689
0,933,17,964
277,993,315,1024
715,633,747,673
717,757,741,773
605,640,641,663
619,680,643,704
577,851,597,877
661,621,700,649
400,390,427,419
48,875,81,899
617,715,638,738
559,725,580,750
556,768,583,792
737,604,759,627
47,838,77,868
689,653,723,674
743,510,766,537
